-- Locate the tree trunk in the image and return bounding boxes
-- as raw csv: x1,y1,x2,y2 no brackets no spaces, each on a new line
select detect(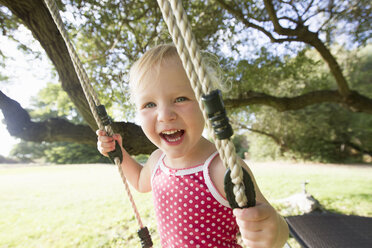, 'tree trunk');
0,0,156,155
